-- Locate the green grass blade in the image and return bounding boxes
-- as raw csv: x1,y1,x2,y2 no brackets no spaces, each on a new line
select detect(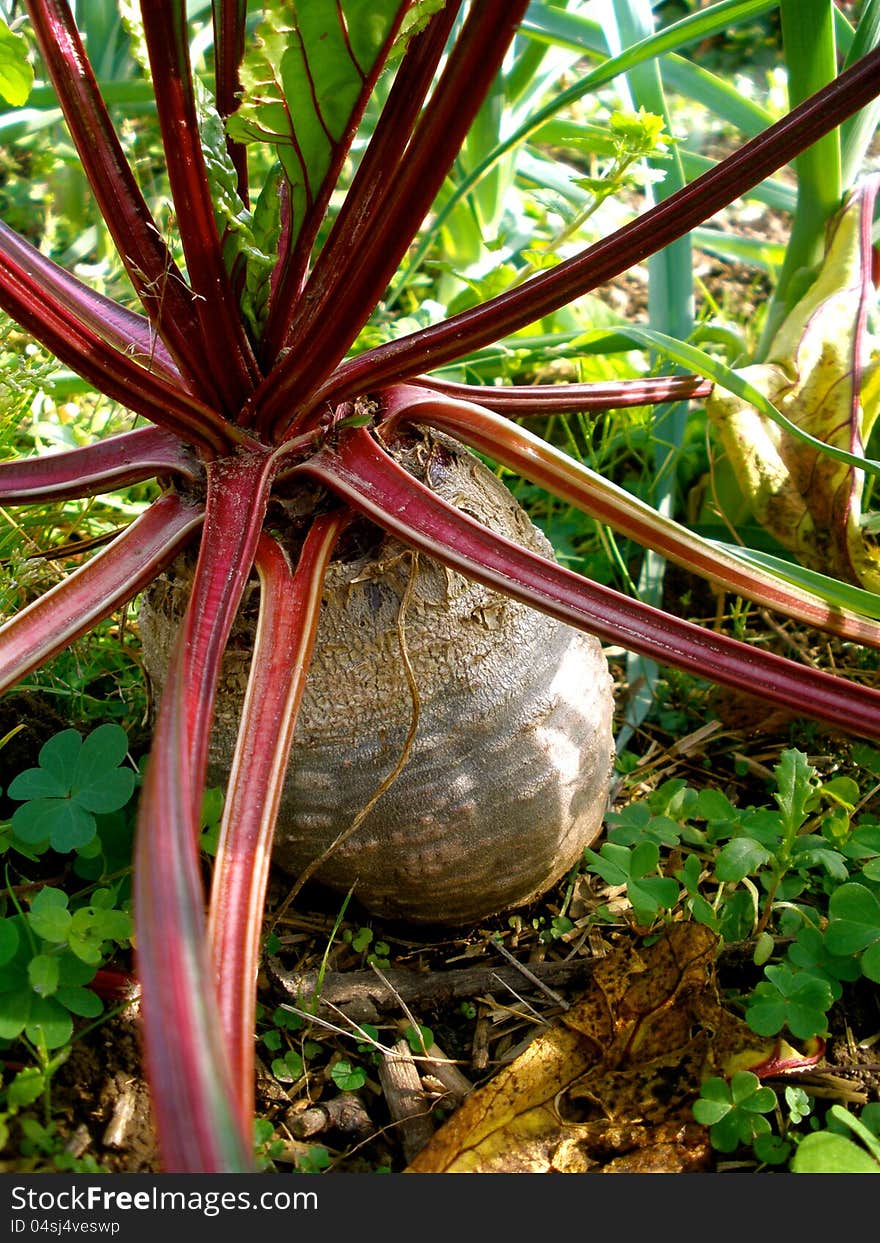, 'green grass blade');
841,0,880,187
391,0,779,305
597,324,880,481
713,543,880,621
